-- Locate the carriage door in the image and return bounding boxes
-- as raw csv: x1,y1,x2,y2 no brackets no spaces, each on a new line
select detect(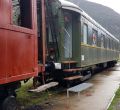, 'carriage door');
64,11,72,58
